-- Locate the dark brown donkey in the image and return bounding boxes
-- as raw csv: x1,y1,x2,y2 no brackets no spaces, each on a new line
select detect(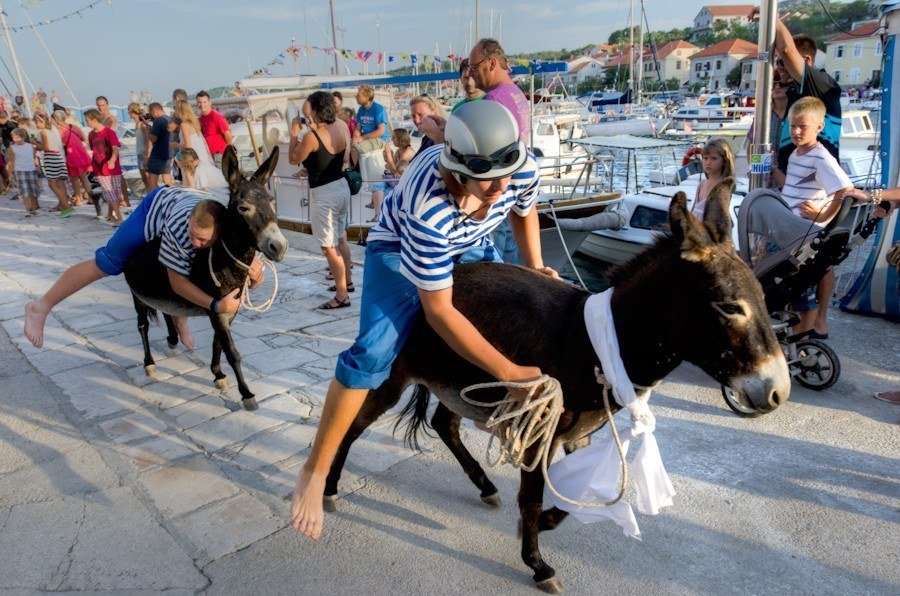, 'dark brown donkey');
320,180,791,593
124,146,288,411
